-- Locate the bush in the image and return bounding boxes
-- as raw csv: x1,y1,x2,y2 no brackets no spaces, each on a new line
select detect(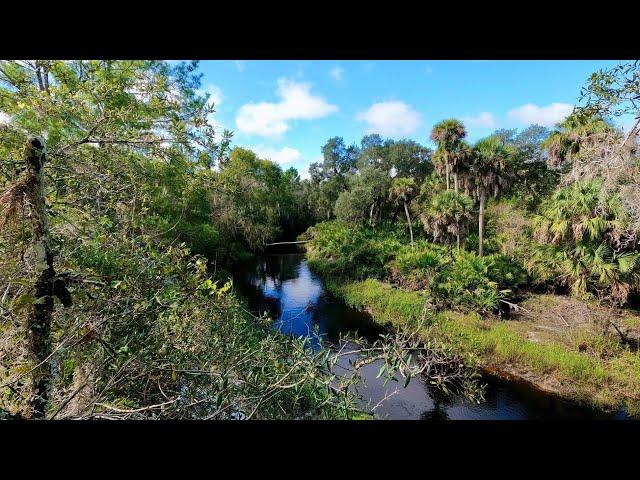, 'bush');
431,251,527,313
305,221,406,279
307,221,528,313
389,242,450,290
